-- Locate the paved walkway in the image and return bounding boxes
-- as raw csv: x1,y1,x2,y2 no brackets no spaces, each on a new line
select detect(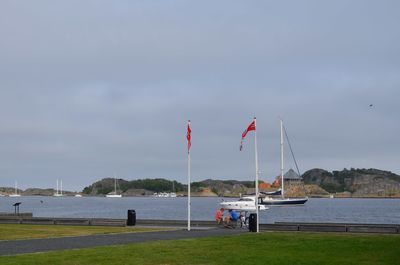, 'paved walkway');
0,228,246,256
